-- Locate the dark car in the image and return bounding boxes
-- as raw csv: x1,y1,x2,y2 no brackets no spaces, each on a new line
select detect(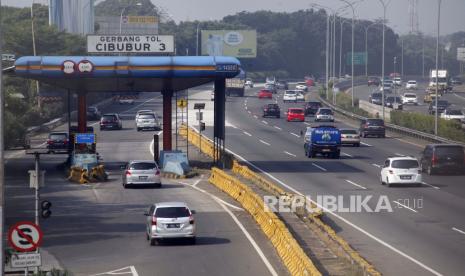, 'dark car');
100,113,123,130
360,118,385,138
369,92,383,105
264,83,277,94
420,144,465,175
304,101,322,116
87,106,101,120
276,80,289,90
428,100,449,114
450,77,463,85
46,132,69,153
263,103,281,118
368,76,380,86
385,96,403,110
